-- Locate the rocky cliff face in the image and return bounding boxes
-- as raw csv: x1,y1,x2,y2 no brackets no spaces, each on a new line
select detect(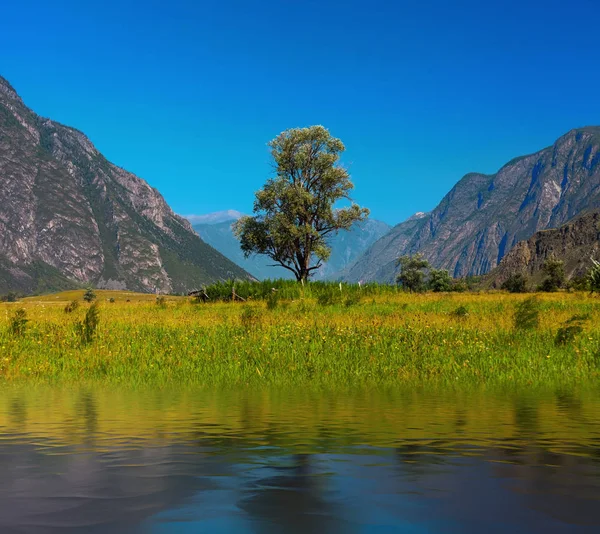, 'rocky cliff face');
192,213,390,281
0,75,252,294
485,210,600,287
344,127,600,283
